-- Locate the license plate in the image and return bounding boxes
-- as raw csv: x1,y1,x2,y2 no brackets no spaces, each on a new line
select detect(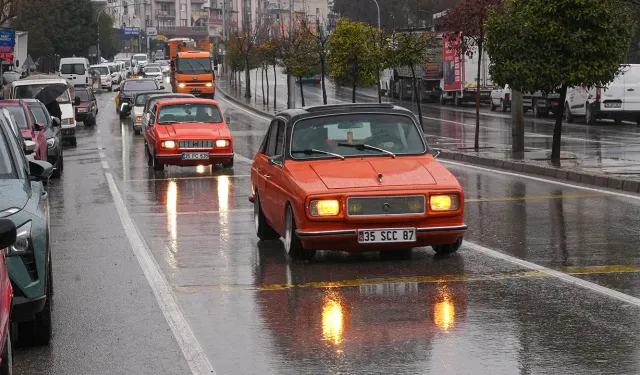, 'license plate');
605,102,622,108
63,129,74,135
358,228,416,243
190,88,201,92
181,152,209,160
